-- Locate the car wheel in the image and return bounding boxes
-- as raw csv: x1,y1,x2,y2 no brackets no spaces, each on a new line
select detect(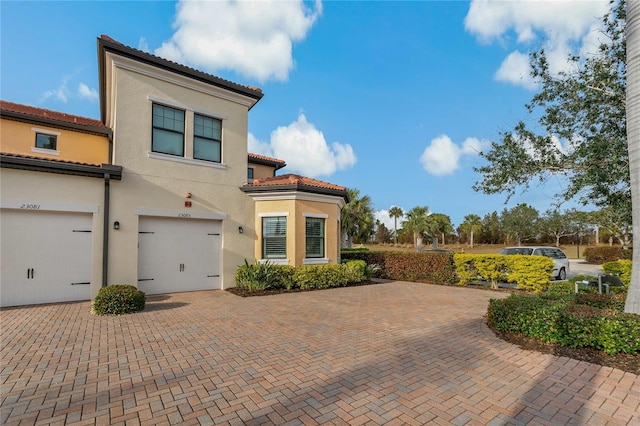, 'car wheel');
557,267,567,281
